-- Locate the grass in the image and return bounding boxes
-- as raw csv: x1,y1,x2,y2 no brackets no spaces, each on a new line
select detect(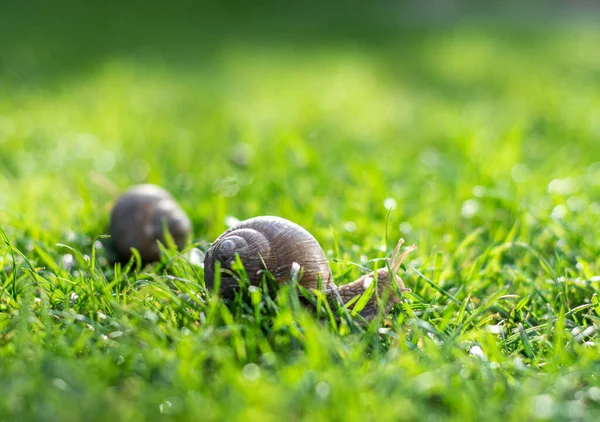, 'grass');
1,3,600,421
